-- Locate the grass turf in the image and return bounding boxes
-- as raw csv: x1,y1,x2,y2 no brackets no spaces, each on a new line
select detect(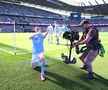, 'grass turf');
0,32,108,90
